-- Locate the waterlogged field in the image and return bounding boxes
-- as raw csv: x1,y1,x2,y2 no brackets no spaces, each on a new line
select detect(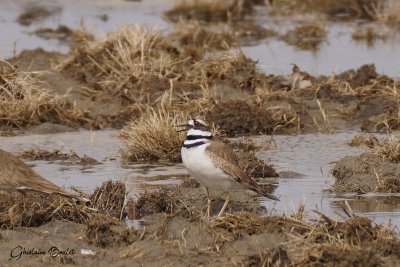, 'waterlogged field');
1,0,400,266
